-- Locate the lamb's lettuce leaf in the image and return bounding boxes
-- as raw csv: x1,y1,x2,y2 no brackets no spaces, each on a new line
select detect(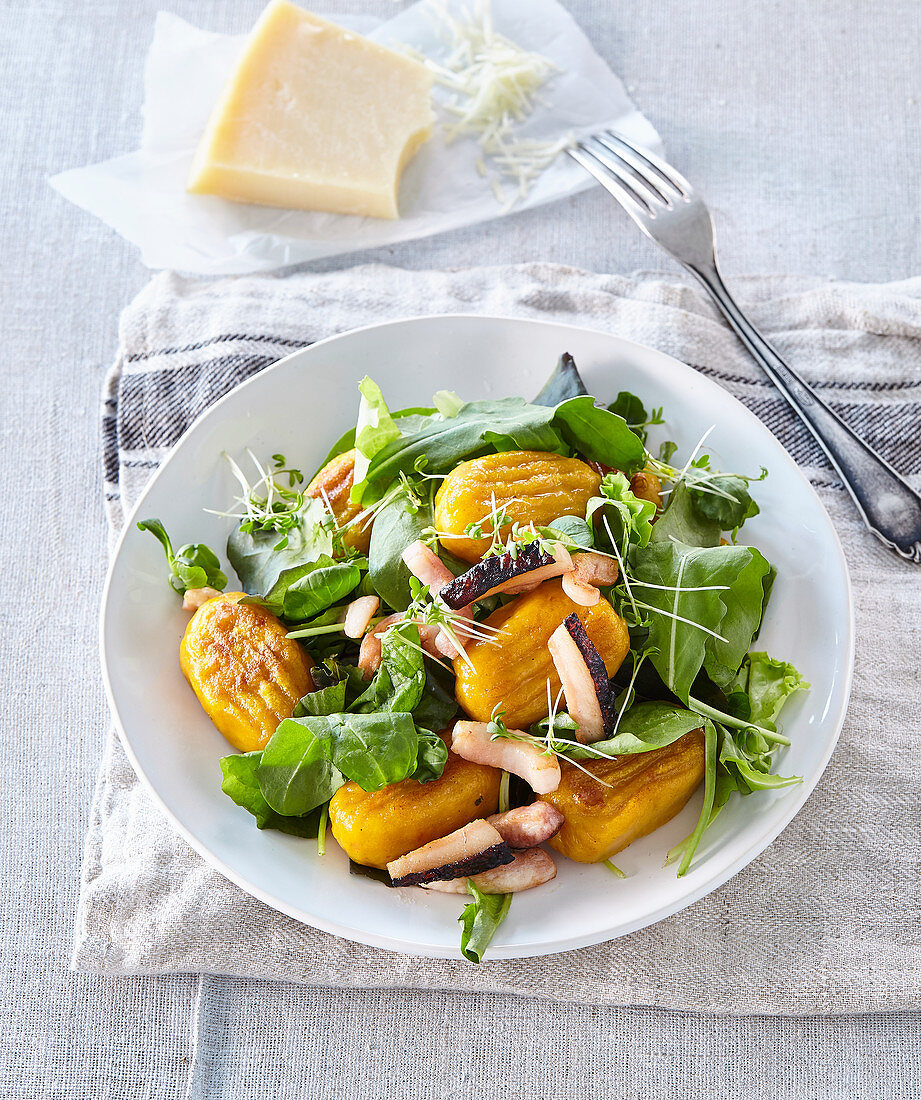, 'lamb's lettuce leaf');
137,518,227,594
